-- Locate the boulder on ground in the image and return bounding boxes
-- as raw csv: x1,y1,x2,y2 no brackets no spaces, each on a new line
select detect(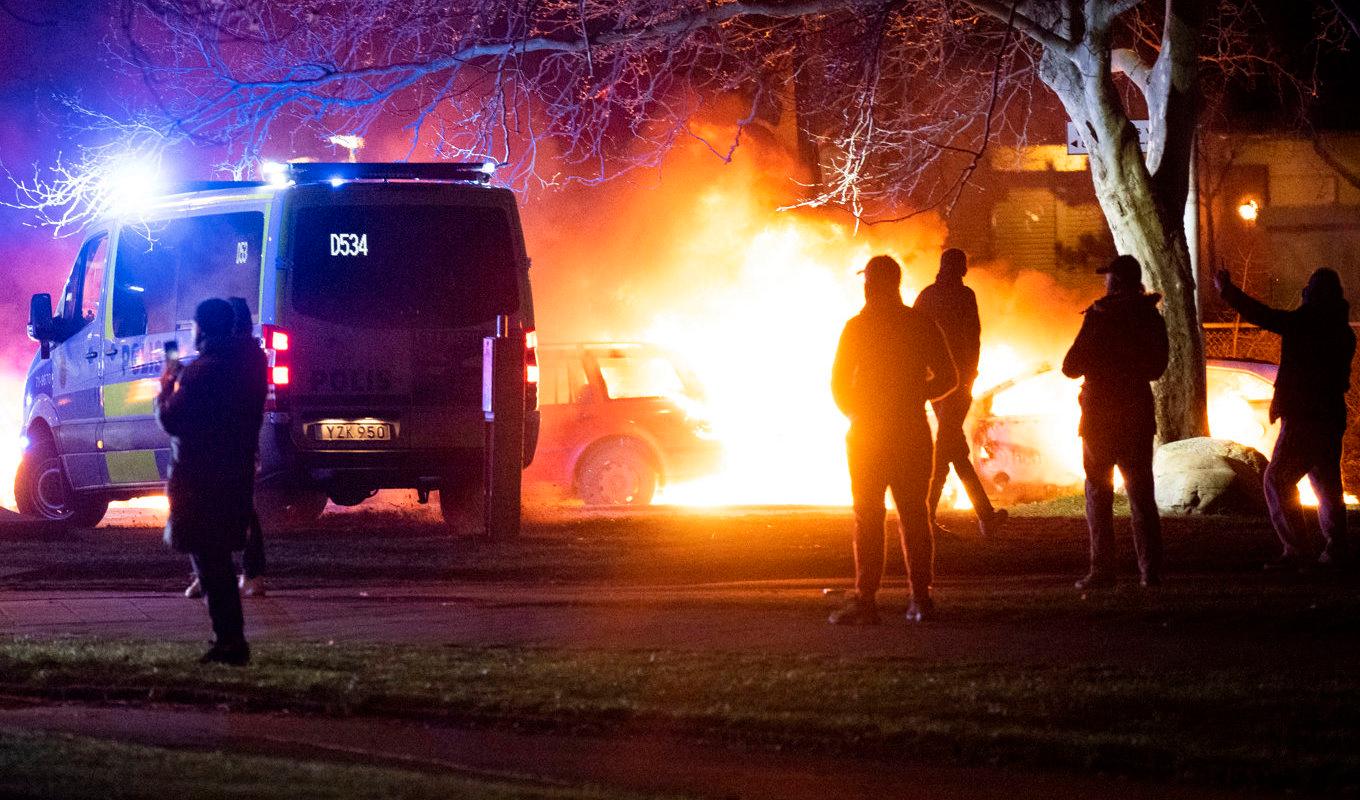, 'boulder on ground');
1153,437,1268,515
